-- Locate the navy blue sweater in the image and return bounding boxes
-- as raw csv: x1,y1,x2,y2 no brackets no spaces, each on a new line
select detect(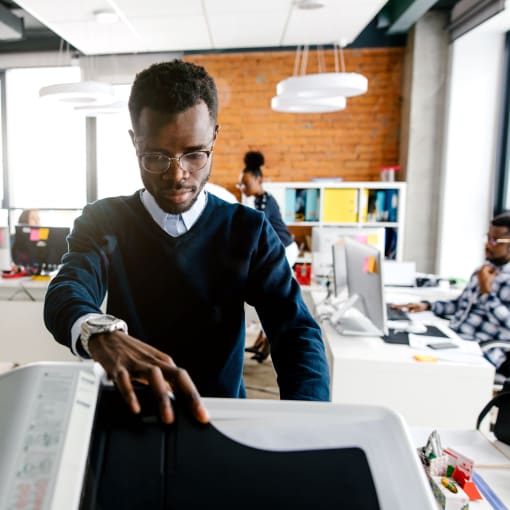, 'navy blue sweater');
44,192,330,401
